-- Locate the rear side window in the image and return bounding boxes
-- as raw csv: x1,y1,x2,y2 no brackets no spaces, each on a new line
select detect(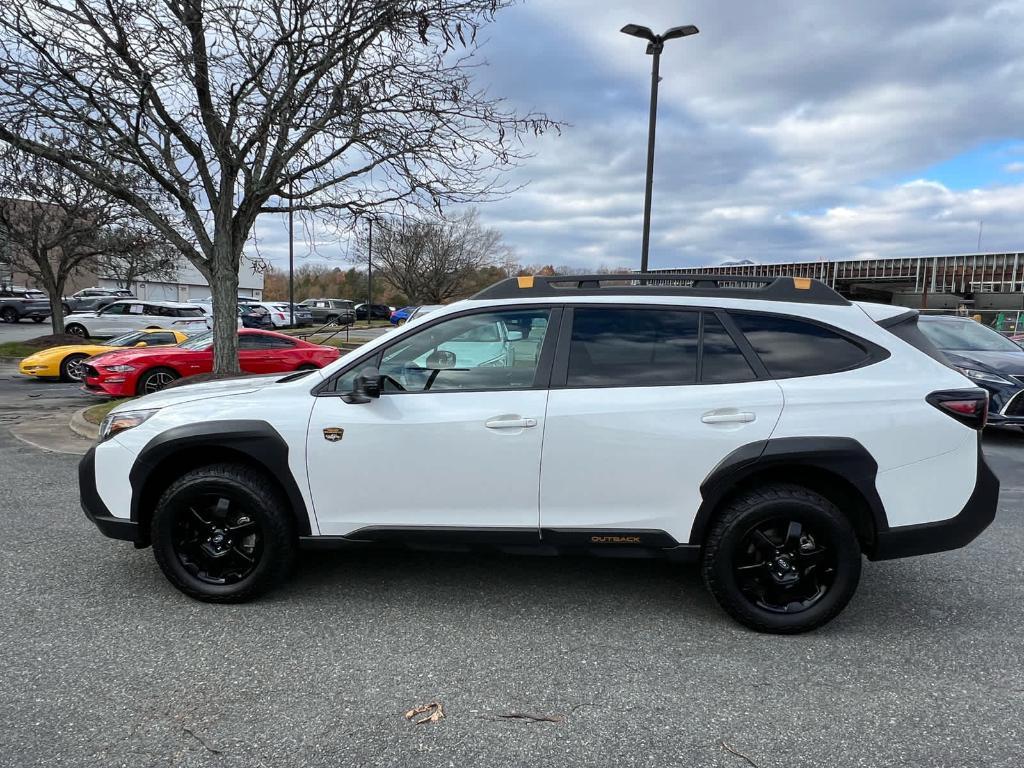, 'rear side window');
568,308,699,387
701,314,756,383
731,313,870,378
